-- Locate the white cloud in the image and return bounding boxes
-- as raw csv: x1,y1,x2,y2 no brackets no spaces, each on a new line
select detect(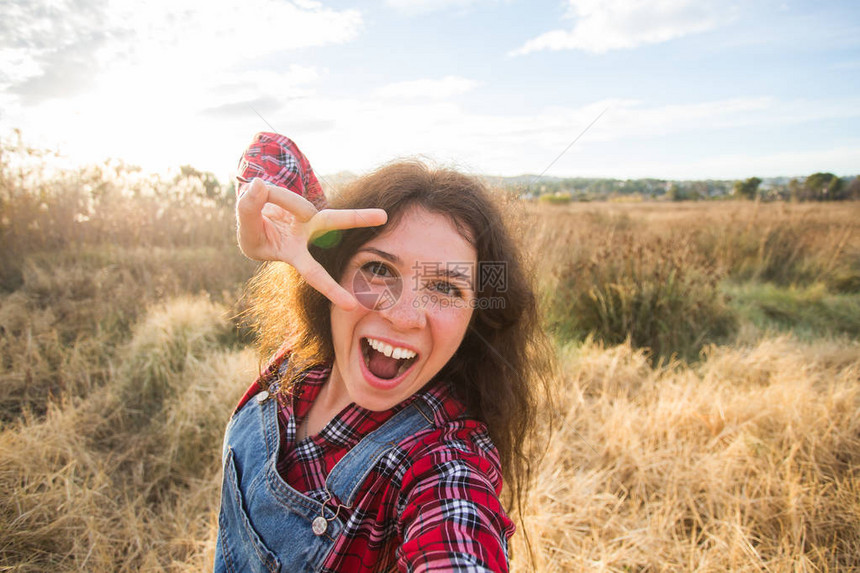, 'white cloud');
105,0,362,65
0,0,361,103
0,0,363,180
512,0,735,55
199,66,323,119
385,0,484,15
375,76,480,99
